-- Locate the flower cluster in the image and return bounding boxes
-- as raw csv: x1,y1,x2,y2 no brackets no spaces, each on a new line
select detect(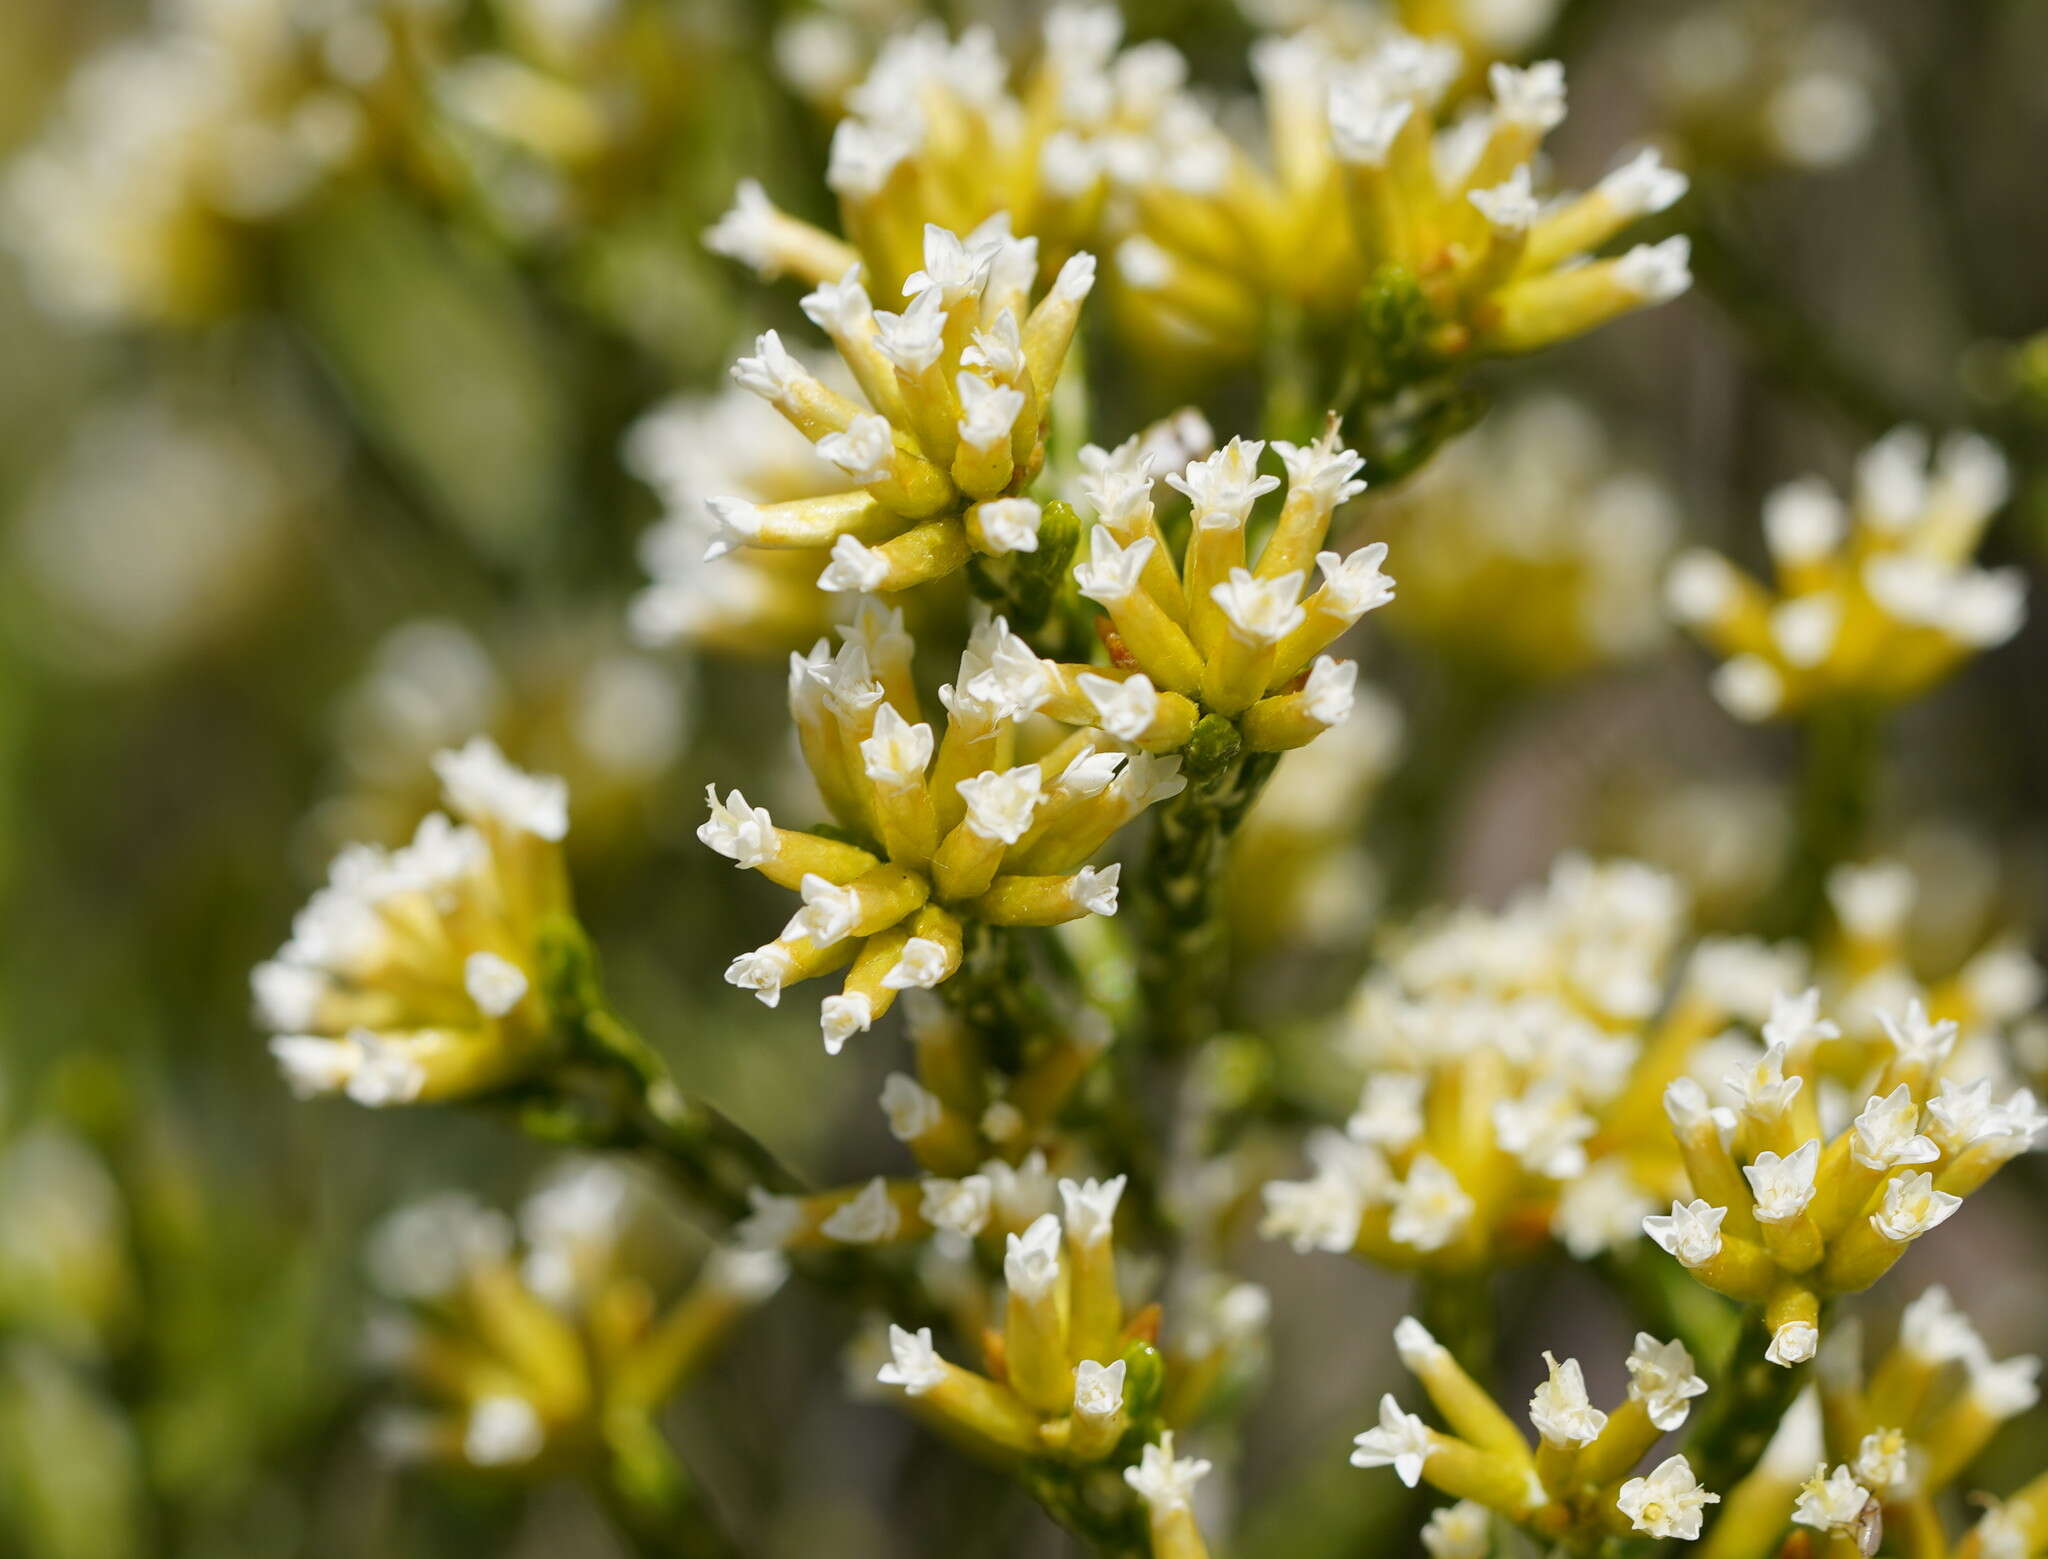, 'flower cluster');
706,221,1093,596
1262,856,1696,1267
708,13,1692,378
1353,1320,1718,1544
869,1178,1222,1558
1112,36,1692,364
702,605,1180,1049
1649,995,2044,1366
254,736,571,1108
1668,427,2025,721
1369,396,1678,679
365,1165,787,1472
1046,427,1392,754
